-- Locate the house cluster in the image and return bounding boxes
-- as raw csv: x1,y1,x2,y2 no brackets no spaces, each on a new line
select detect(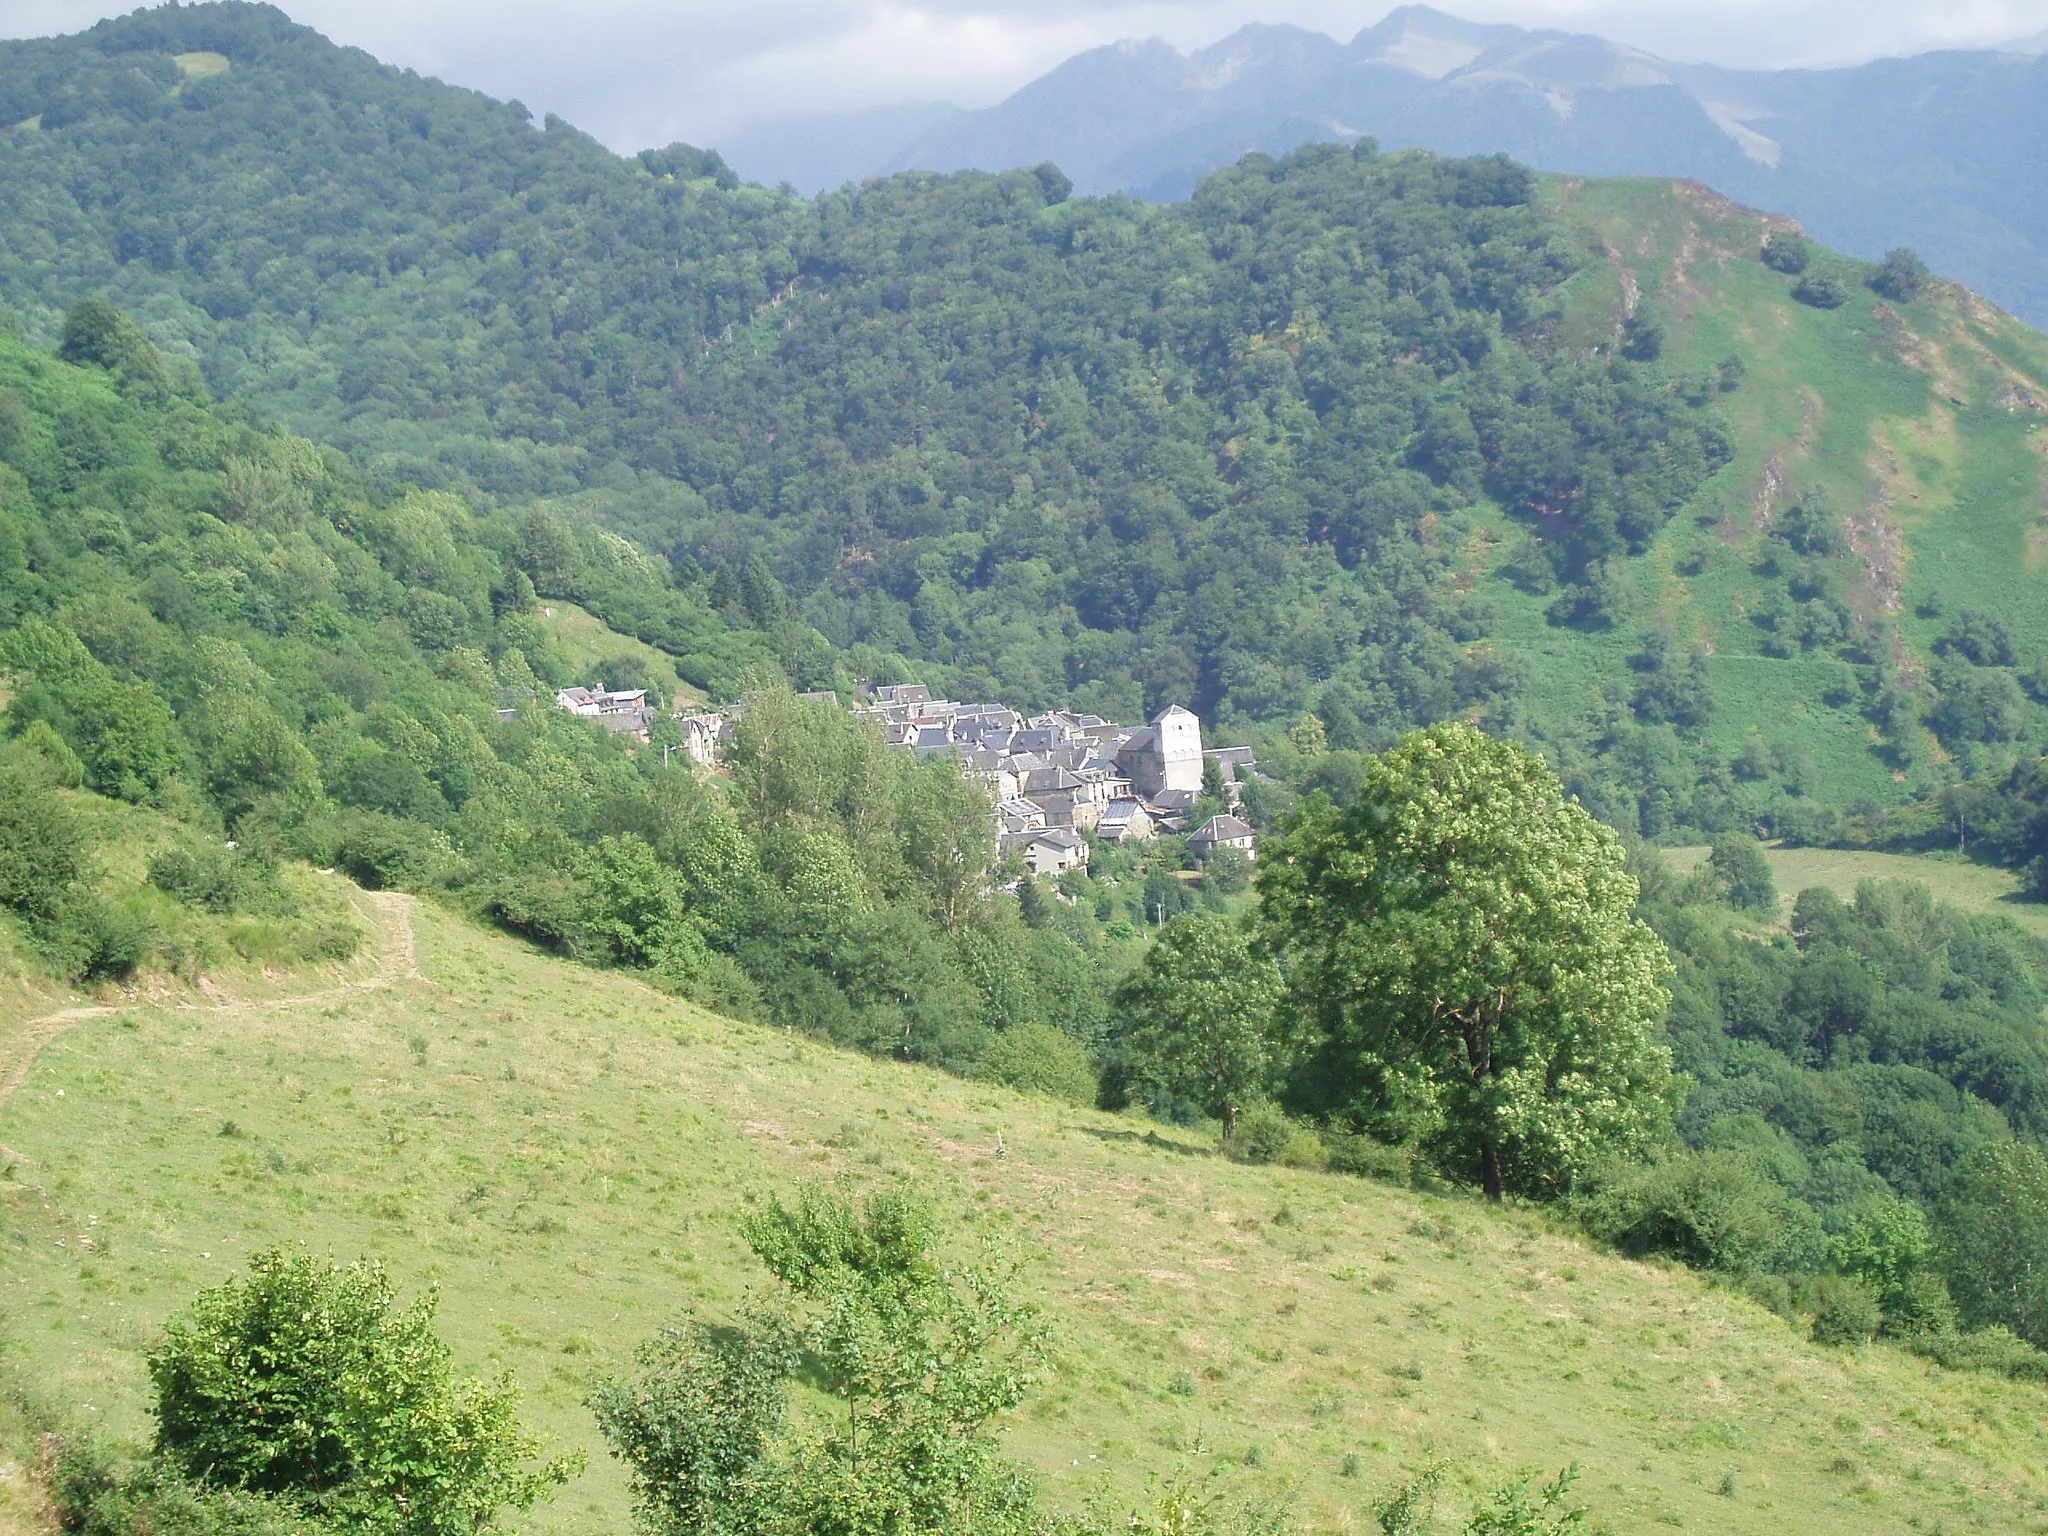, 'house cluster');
854,683,1258,878
546,684,727,766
